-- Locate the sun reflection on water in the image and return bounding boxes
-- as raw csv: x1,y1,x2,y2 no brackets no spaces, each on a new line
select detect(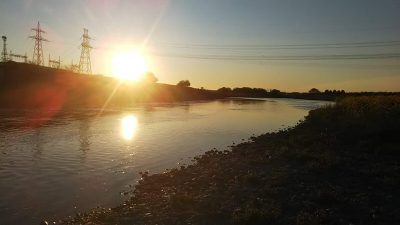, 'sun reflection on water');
121,115,138,140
